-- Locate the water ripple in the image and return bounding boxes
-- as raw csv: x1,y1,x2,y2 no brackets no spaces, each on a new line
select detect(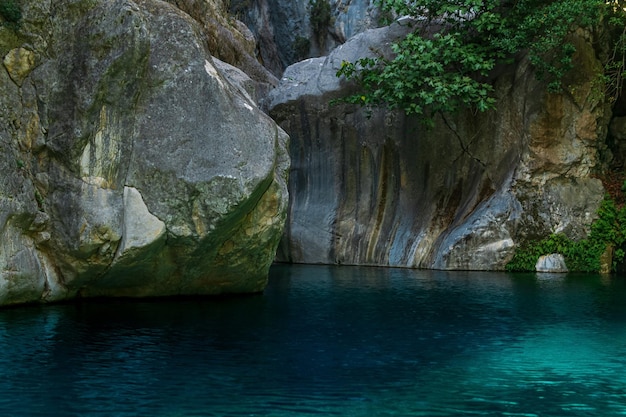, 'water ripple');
0,266,624,416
